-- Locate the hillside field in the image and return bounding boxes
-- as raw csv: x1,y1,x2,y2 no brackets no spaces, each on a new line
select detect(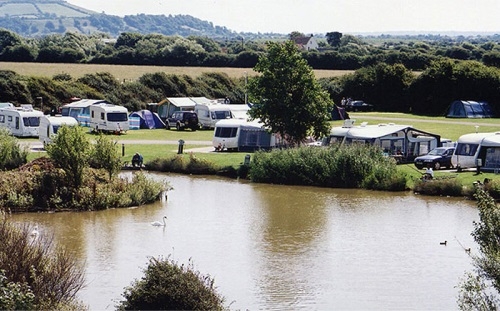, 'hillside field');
0,62,354,81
